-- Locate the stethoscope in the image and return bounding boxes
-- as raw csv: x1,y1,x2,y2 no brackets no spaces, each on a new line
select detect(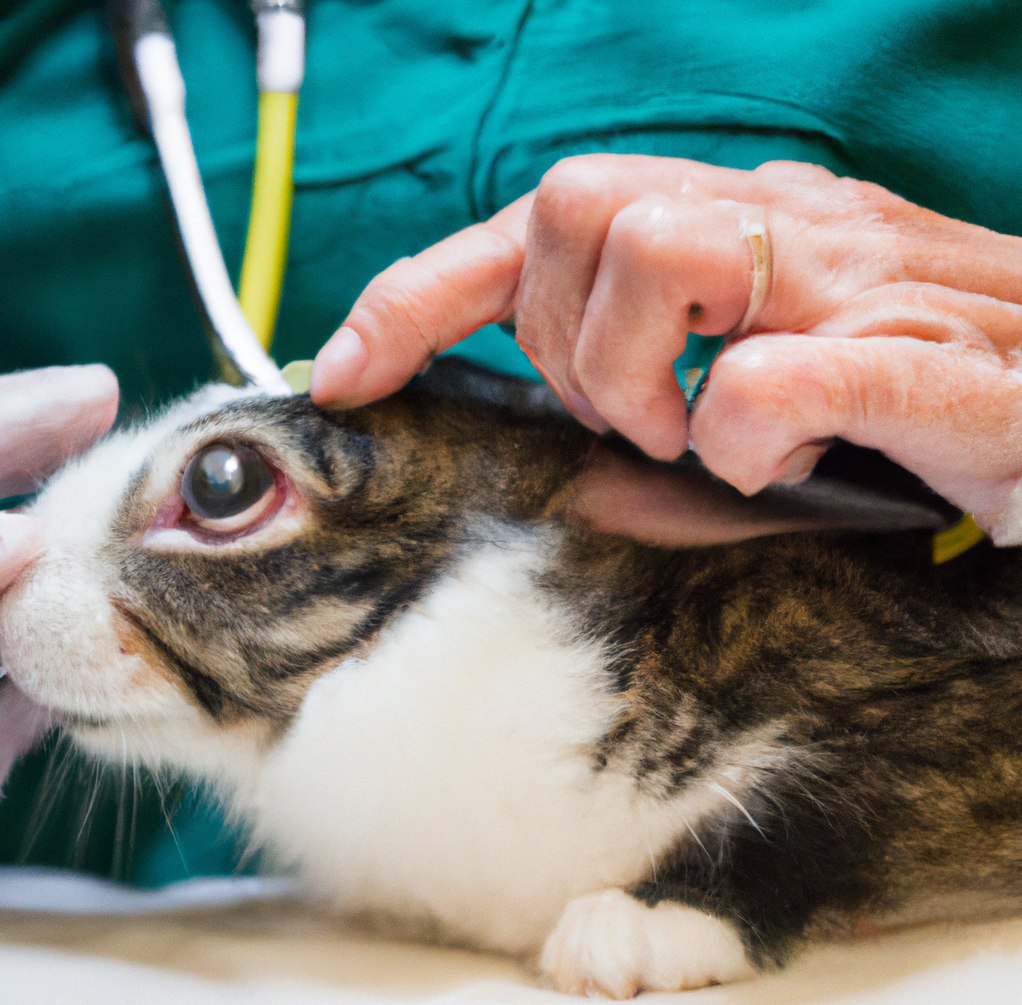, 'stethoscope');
106,0,730,408
108,0,300,395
